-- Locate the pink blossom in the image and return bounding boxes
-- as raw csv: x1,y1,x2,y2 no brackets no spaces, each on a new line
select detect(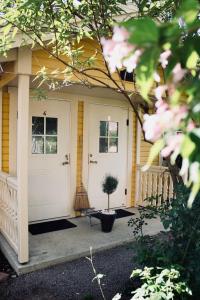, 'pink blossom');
187,121,195,131
179,158,189,183
112,26,130,42
190,162,200,183
159,50,171,68
101,37,133,72
154,72,161,82
155,99,169,113
172,63,186,83
161,134,183,157
173,105,188,124
101,26,140,73
143,114,163,141
143,105,188,143
154,85,168,101
123,50,142,72
101,33,134,73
